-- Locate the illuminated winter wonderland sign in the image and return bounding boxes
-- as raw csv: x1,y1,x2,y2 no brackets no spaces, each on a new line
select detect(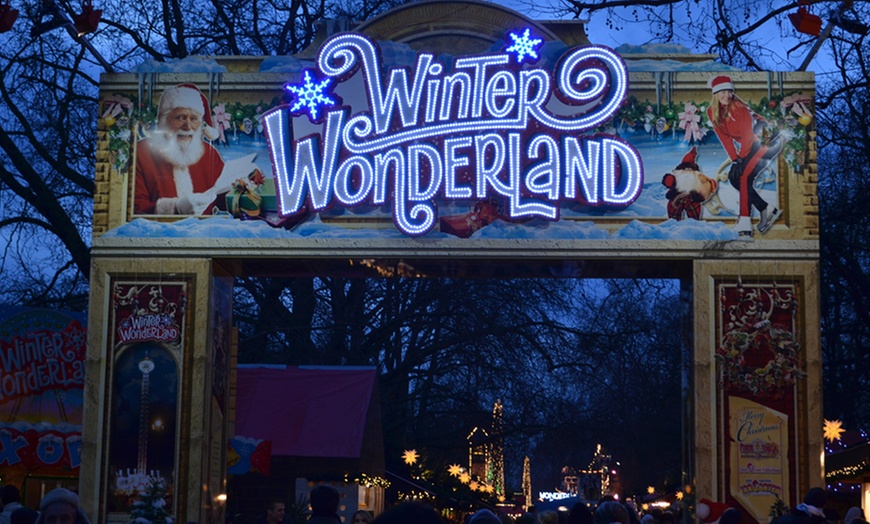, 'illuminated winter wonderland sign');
539,492,573,501
264,30,643,236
